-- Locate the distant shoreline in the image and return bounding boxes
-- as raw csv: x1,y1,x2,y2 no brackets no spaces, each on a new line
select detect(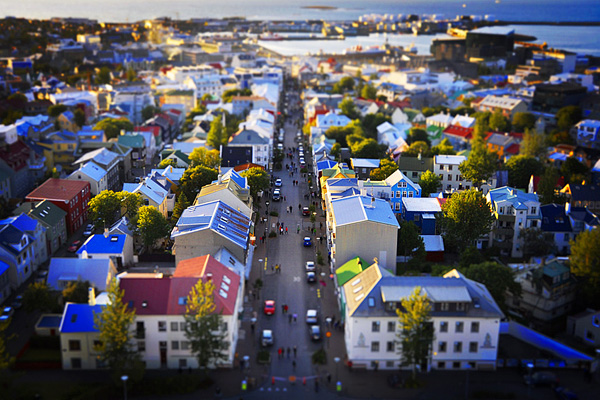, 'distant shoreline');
301,6,338,10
